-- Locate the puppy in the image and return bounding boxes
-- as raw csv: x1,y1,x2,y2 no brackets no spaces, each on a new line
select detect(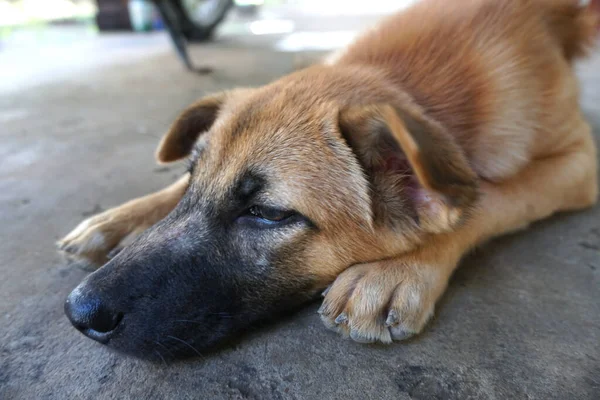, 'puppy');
60,0,599,358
